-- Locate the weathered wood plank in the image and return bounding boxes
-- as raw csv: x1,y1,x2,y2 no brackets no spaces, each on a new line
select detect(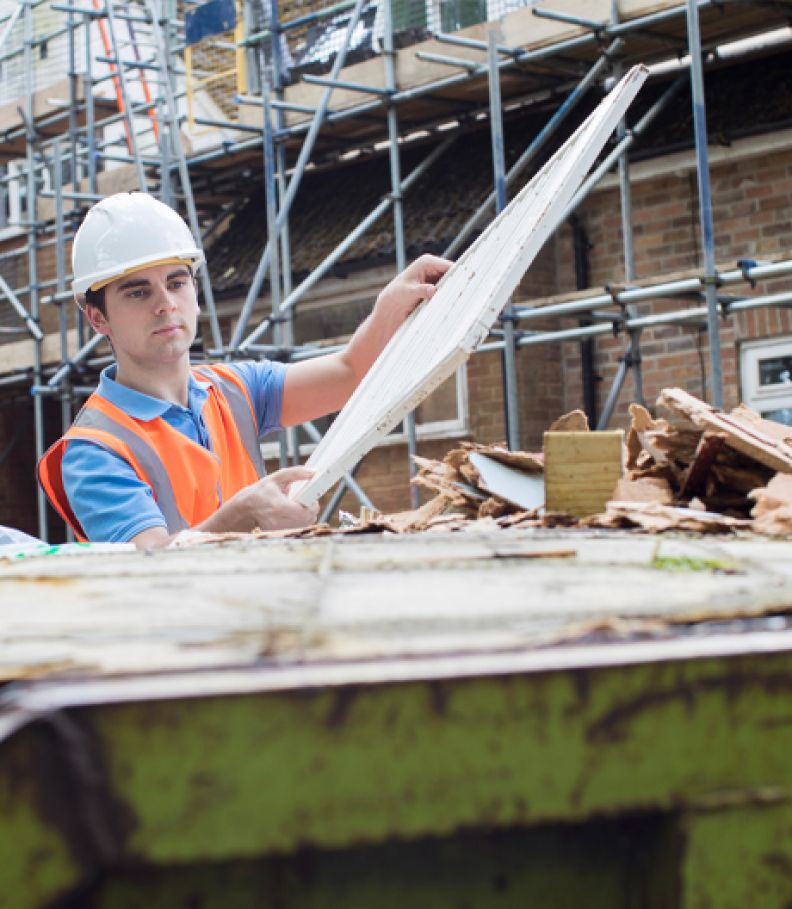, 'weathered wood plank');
293,66,647,506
